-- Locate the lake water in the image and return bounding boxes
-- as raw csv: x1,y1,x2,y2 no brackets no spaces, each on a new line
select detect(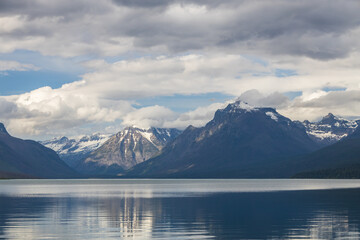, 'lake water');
1,179,360,239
